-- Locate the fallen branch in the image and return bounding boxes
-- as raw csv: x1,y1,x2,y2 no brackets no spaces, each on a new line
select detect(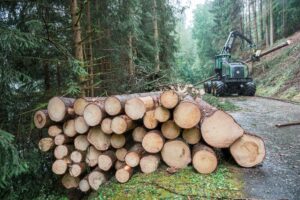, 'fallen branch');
275,121,300,128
